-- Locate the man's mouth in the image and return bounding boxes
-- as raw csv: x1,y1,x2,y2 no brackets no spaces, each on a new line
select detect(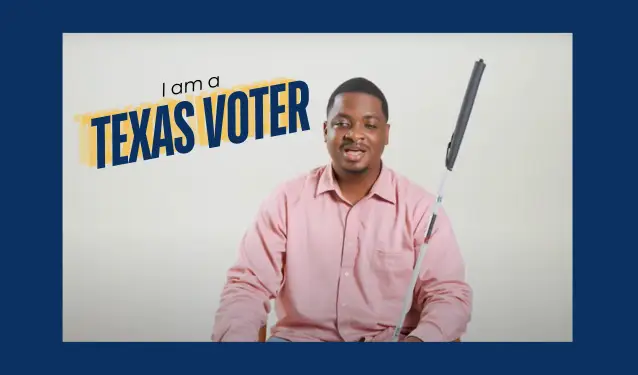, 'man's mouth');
342,146,366,162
